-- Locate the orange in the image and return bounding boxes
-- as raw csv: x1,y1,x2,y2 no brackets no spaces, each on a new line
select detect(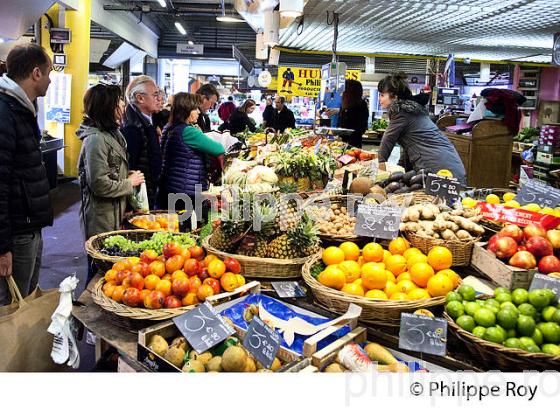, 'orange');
409,262,435,287
339,260,361,283
396,279,417,294
182,293,199,306
339,242,361,261
396,272,411,282
208,259,226,279
365,289,388,300
384,281,399,298
144,274,161,290
403,248,422,260
235,274,246,287
341,283,365,297
382,250,392,265
357,256,365,267
385,255,407,275
427,246,453,271
318,267,346,290
388,237,410,255
111,285,125,303
407,288,431,301
102,282,116,298
389,292,409,301
362,243,384,263
353,278,363,287
322,246,346,265
155,279,172,297
437,269,460,288
112,261,127,272
407,253,428,270
171,270,188,282
221,272,239,292
385,270,396,283
426,273,454,297
104,269,118,283
360,263,387,290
